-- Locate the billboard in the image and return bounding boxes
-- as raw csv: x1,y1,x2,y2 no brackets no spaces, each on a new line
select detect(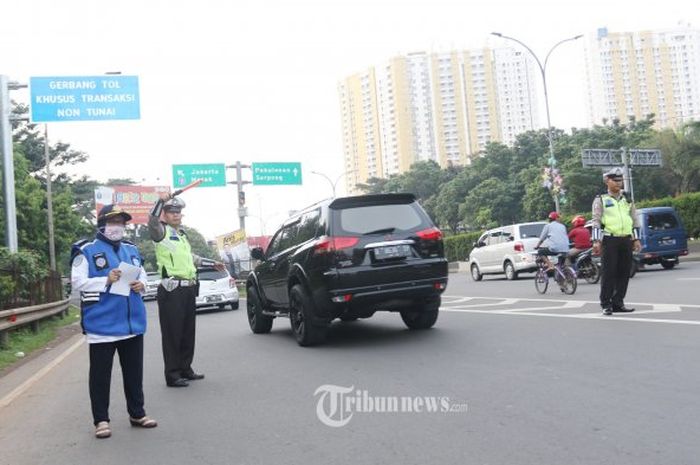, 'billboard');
94,185,171,225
